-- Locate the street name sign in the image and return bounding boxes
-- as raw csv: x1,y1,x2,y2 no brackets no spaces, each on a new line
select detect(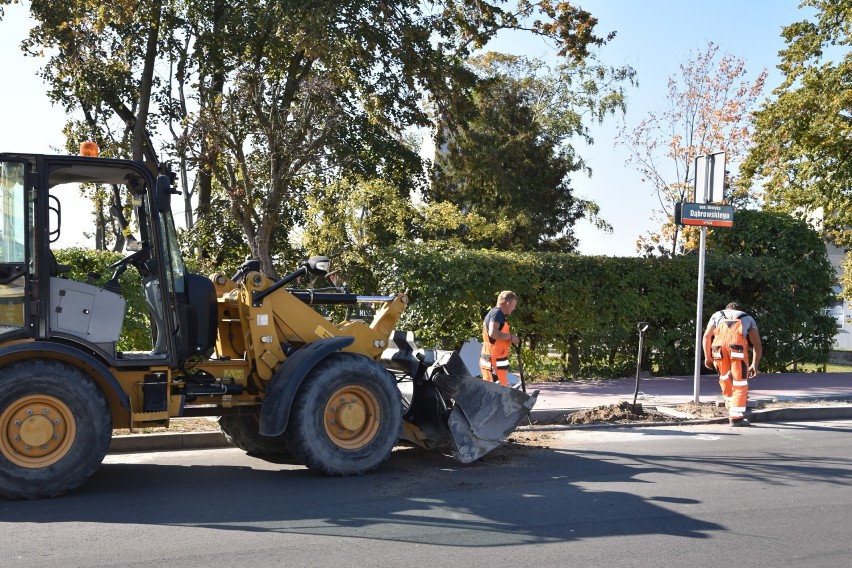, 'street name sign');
675,202,734,227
